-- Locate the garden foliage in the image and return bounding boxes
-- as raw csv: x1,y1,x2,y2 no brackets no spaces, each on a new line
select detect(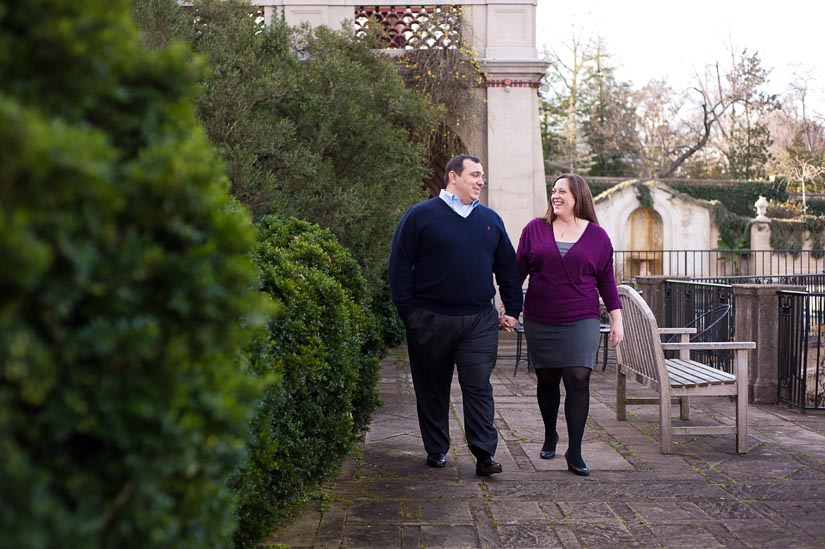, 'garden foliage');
132,0,434,345
233,216,382,548
0,0,271,546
